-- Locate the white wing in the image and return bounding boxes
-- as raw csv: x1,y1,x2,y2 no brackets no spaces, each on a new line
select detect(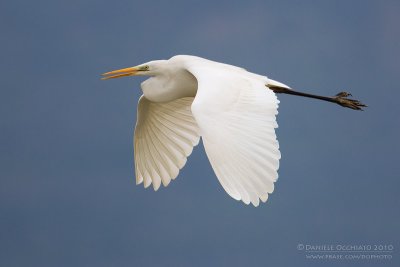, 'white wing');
187,64,281,206
134,96,200,190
